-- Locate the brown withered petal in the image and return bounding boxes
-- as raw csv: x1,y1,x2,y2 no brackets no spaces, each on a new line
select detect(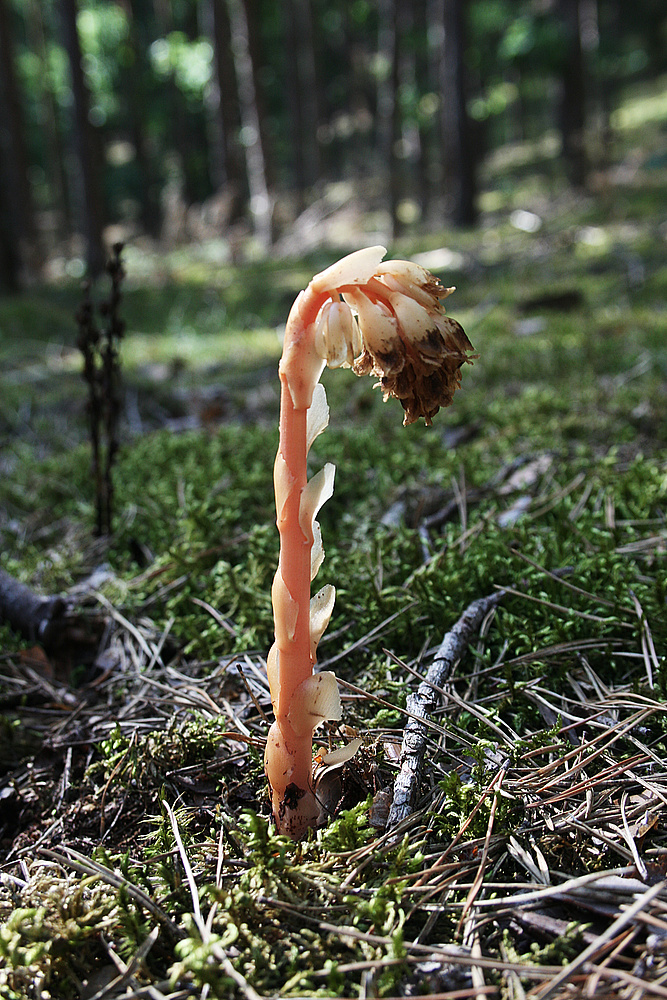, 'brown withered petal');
351,350,374,378
440,316,475,355
381,355,466,426
353,312,475,425
316,255,475,425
